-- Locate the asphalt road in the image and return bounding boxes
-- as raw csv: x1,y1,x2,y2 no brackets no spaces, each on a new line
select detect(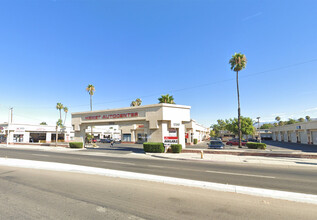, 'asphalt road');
1,146,317,195
0,166,316,220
